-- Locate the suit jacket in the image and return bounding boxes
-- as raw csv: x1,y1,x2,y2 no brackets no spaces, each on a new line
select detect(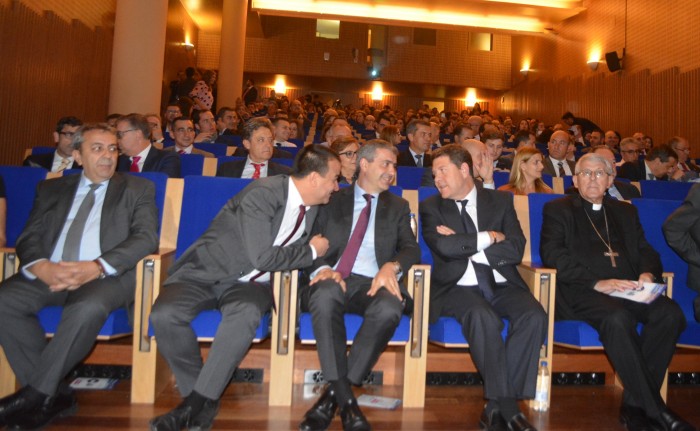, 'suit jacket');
420,188,528,323
663,183,700,297
618,159,669,181
306,186,420,305
118,146,181,178
397,149,432,168
542,157,576,177
166,175,318,286
565,180,641,200
540,194,662,320
16,172,159,294
164,146,215,158
216,159,291,178
23,152,81,171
